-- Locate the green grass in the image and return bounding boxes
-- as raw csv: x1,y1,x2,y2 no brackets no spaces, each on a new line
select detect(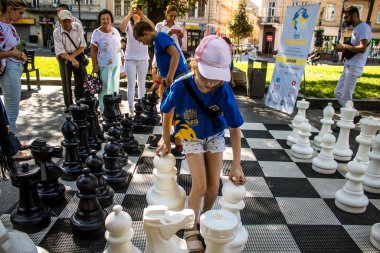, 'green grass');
24,57,380,99
22,57,93,78
234,61,380,99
